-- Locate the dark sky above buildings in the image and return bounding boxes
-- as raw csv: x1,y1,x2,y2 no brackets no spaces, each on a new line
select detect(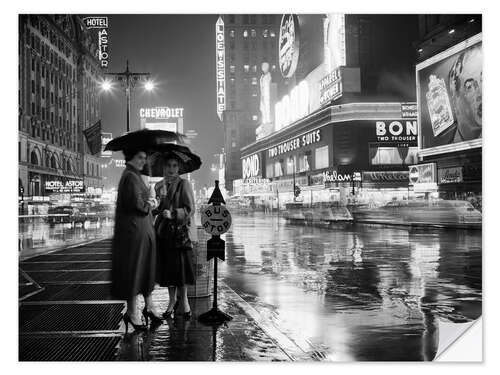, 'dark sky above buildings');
98,14,220,190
